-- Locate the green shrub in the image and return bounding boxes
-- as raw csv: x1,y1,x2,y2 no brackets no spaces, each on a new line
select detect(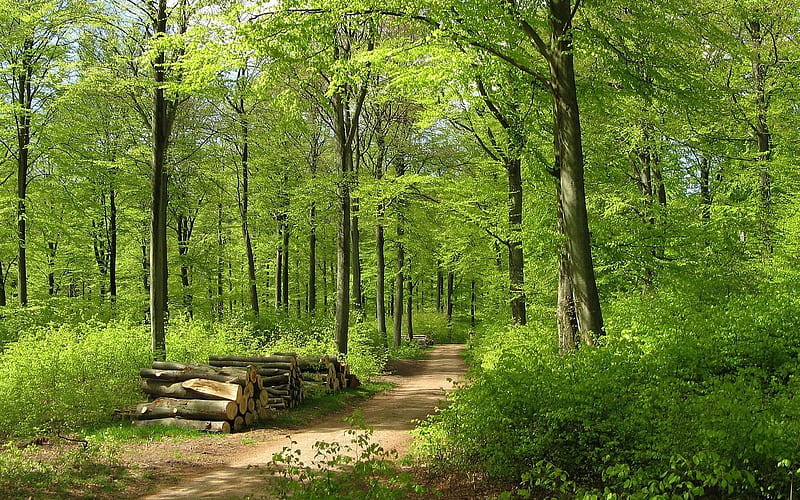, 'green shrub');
413,285,800,498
